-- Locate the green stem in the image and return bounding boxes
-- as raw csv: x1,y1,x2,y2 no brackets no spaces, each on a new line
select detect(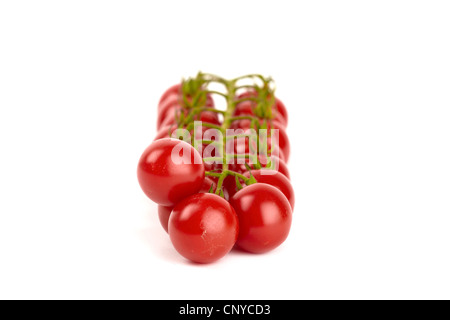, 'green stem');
179,72,277,197
228,116,255,121
203,157,224,163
